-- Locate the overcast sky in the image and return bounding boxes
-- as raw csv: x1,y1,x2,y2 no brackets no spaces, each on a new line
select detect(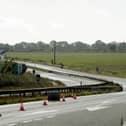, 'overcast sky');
0,0,126,45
